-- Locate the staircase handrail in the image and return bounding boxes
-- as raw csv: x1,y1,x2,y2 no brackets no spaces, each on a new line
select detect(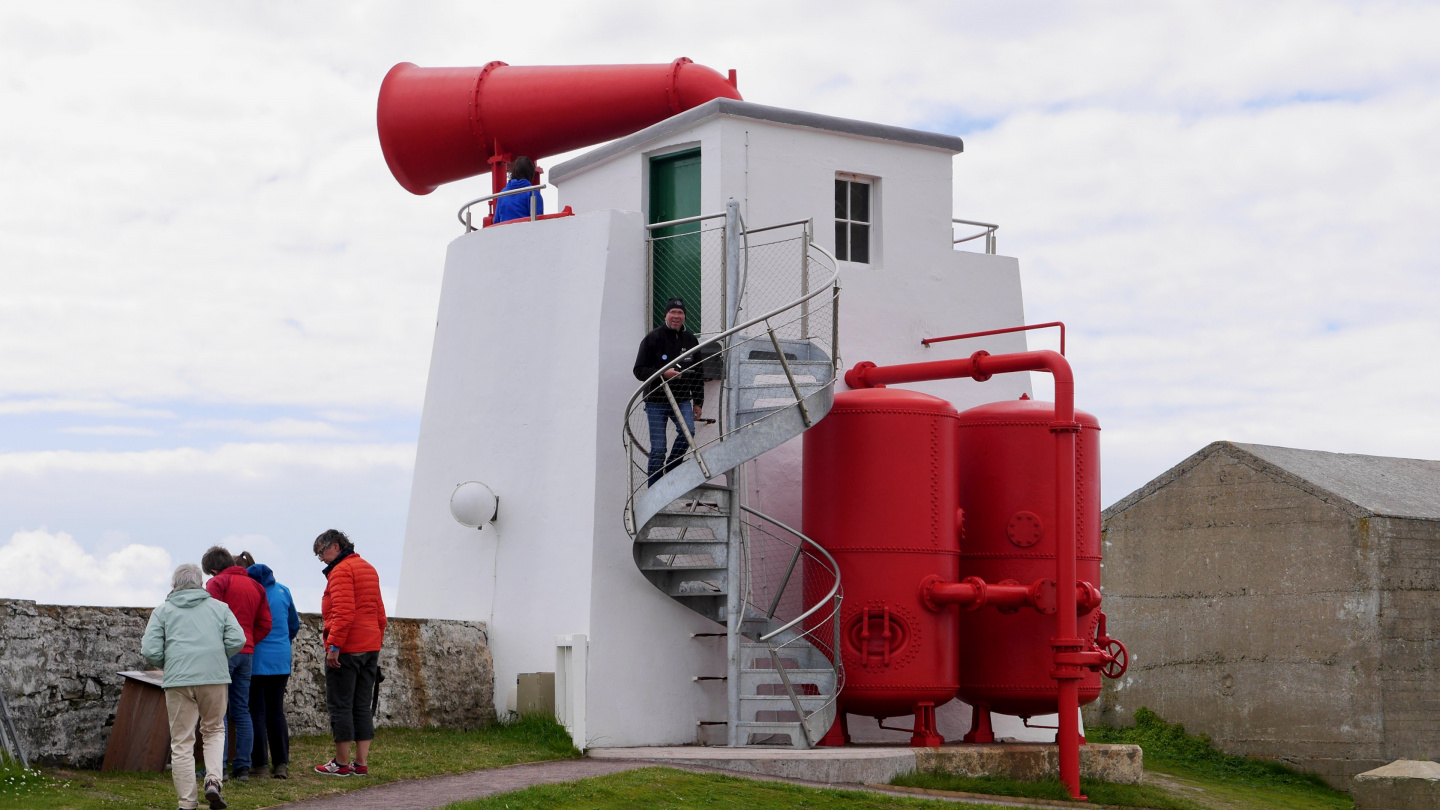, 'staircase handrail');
738,505,840,642
622,241,840,460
